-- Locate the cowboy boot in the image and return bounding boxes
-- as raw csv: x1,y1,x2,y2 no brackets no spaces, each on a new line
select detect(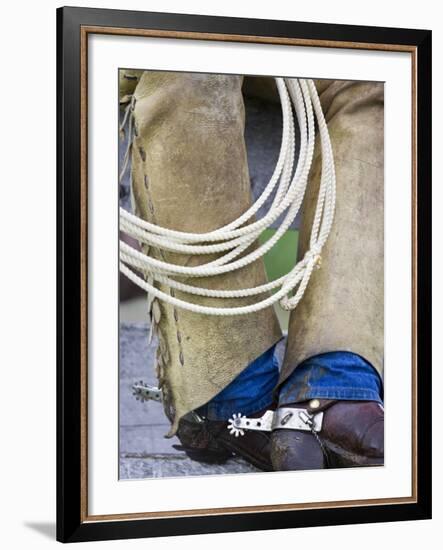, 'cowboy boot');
173,403,276,471
271,399,384,470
